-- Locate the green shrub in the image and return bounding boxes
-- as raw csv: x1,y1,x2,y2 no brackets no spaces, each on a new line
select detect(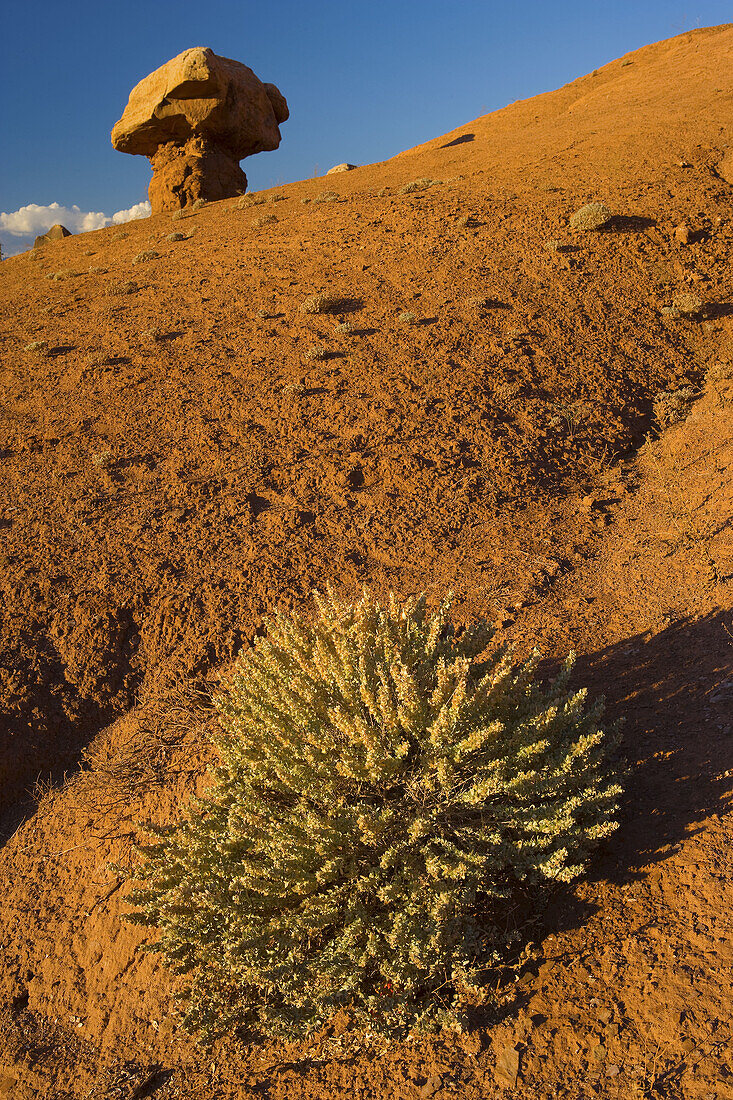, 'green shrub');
124,591,620,1040
301,292,354,315
399,178,440,194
